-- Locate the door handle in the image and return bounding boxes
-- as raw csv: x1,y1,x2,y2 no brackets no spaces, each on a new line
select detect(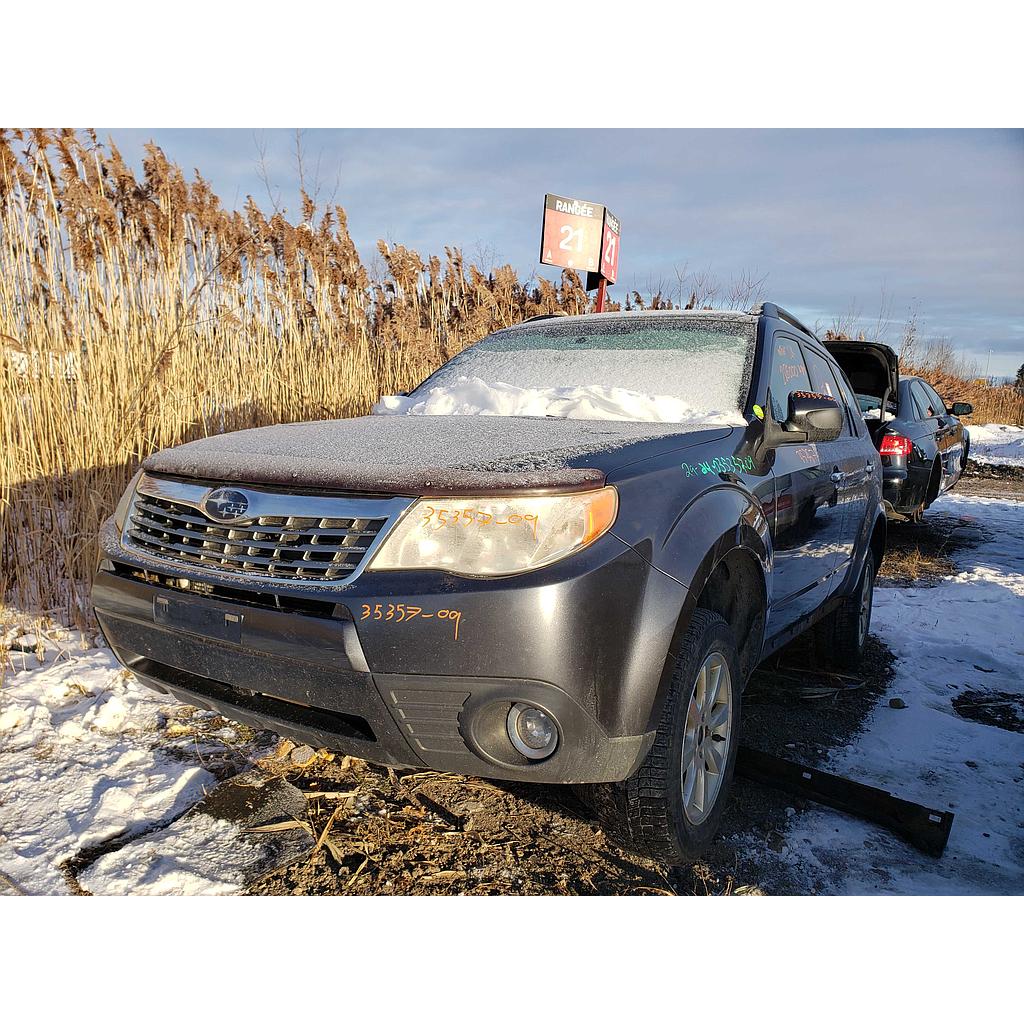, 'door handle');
830,471,845,484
